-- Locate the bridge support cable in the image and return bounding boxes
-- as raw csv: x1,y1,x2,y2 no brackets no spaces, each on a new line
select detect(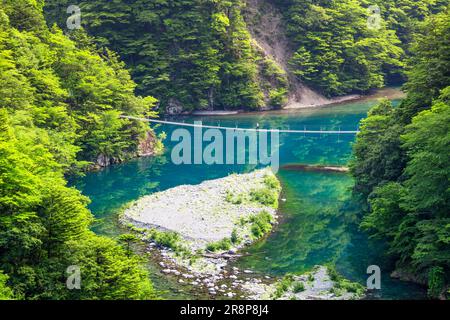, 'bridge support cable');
120,115,360,135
